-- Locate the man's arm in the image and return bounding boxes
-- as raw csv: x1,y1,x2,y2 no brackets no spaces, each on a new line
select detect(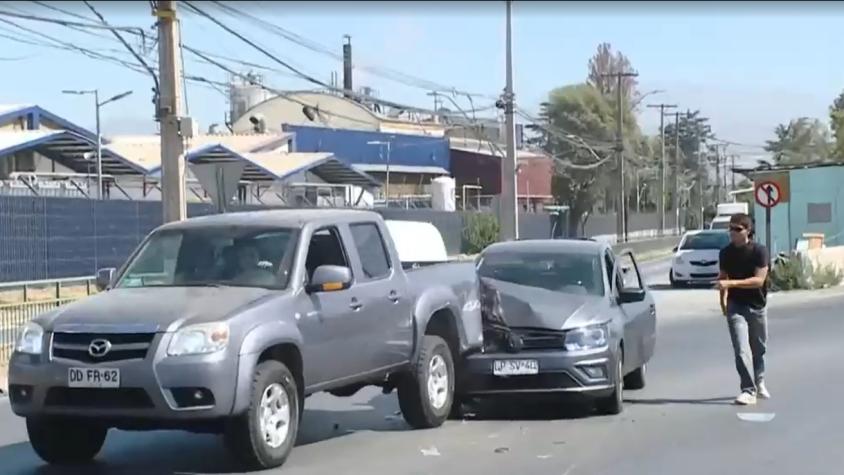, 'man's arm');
724,266,768,289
